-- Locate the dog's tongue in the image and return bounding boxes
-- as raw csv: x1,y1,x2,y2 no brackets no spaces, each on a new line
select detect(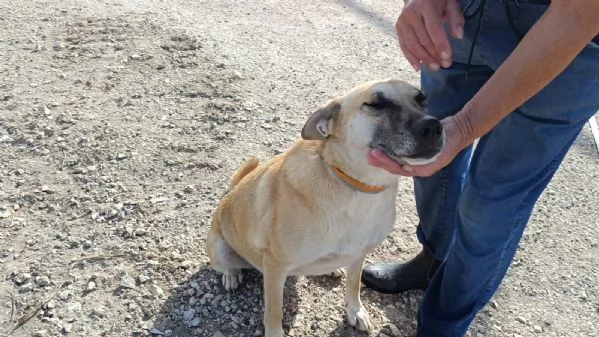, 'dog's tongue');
367,148,404,172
